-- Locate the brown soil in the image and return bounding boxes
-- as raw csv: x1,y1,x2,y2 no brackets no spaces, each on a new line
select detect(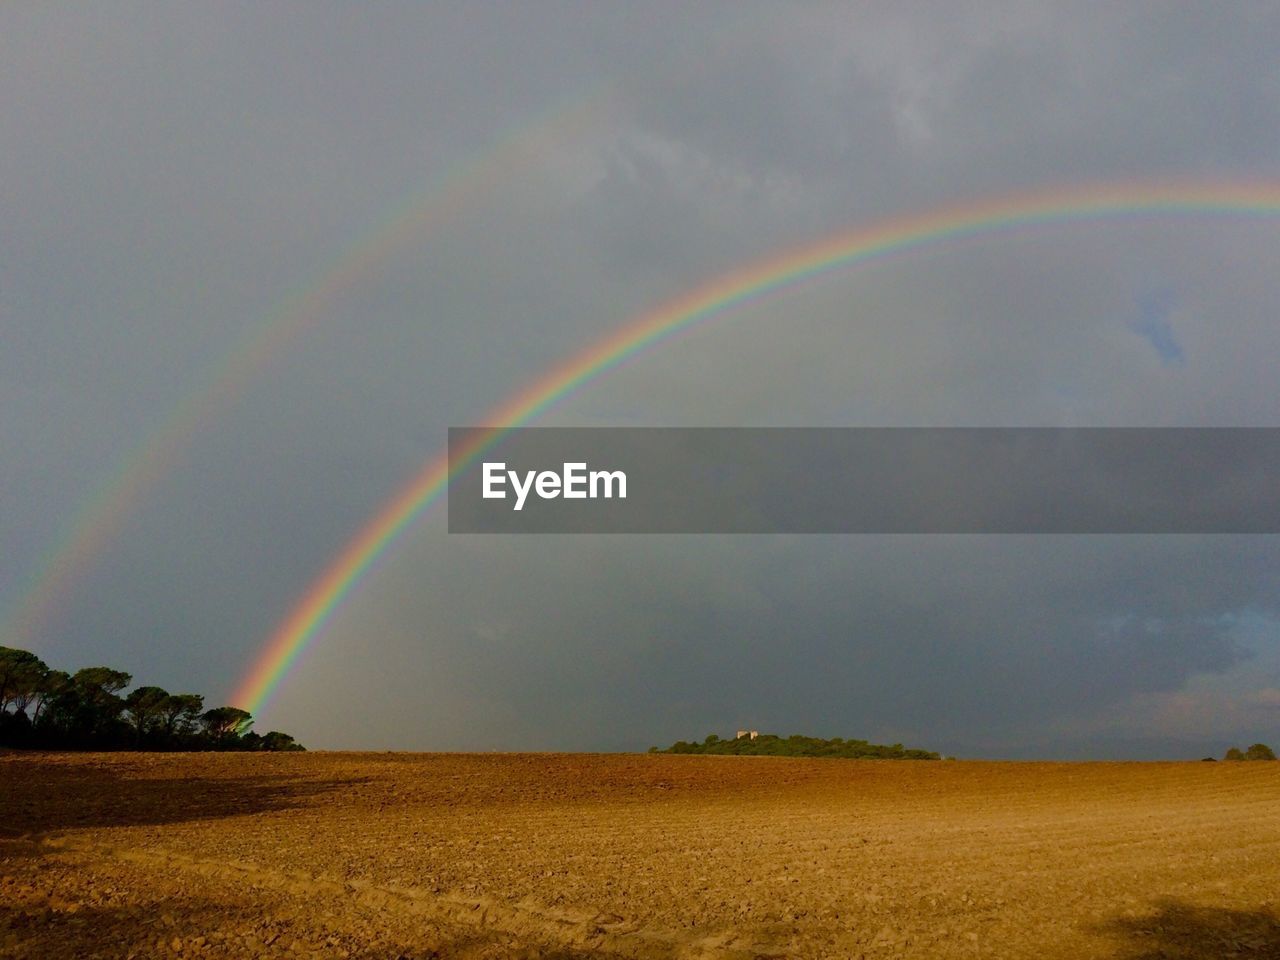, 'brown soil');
2,752,1279,958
